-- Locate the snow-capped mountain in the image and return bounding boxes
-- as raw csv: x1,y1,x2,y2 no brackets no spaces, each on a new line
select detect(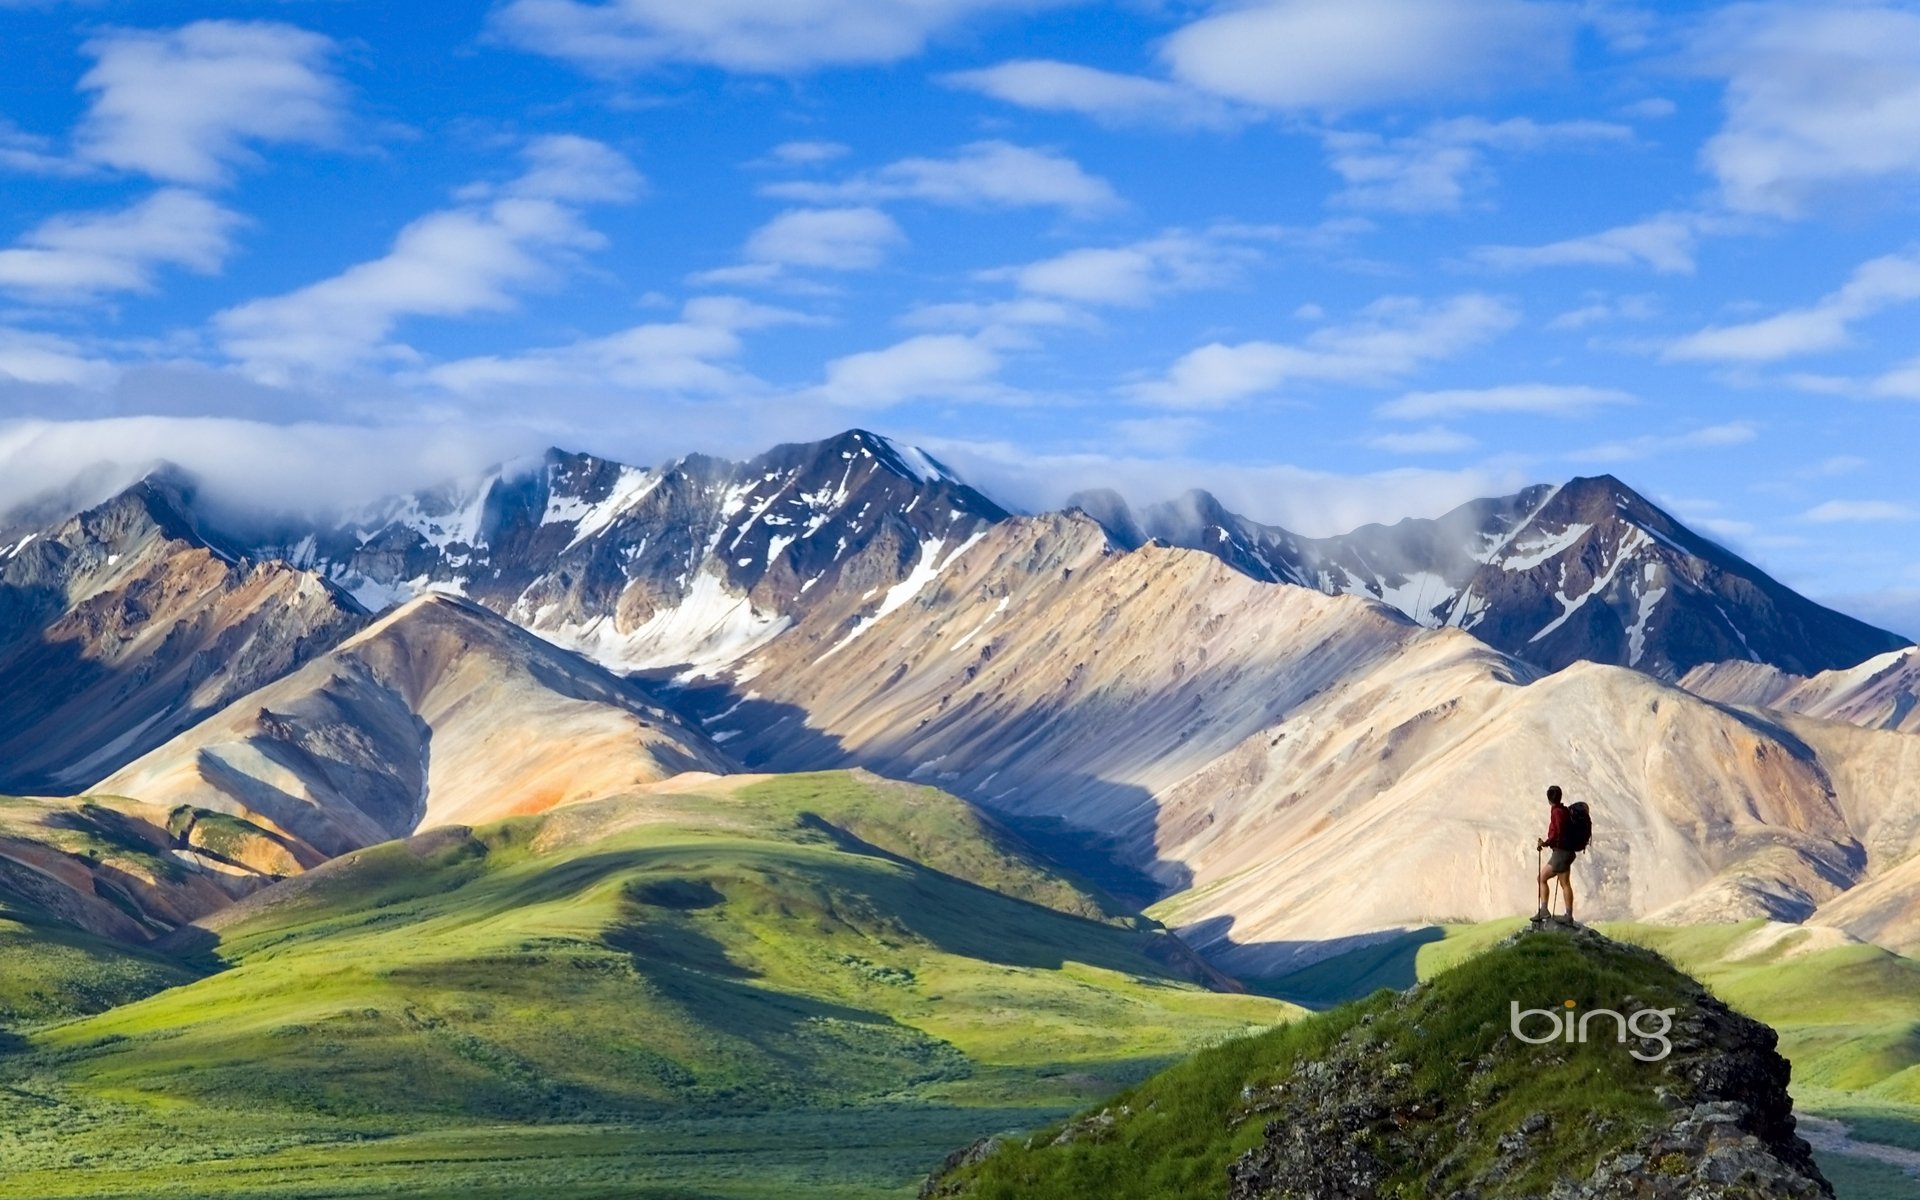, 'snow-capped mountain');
1076,475,1909,679
251,429,1009,677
